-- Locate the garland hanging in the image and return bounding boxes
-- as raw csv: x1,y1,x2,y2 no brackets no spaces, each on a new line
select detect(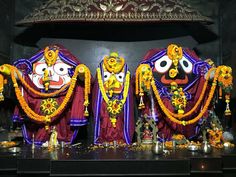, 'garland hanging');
136,64,232,126
0,64,91,129
97,67,130,127
135,64,153,109
165,67,215,119
151,74,217,126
